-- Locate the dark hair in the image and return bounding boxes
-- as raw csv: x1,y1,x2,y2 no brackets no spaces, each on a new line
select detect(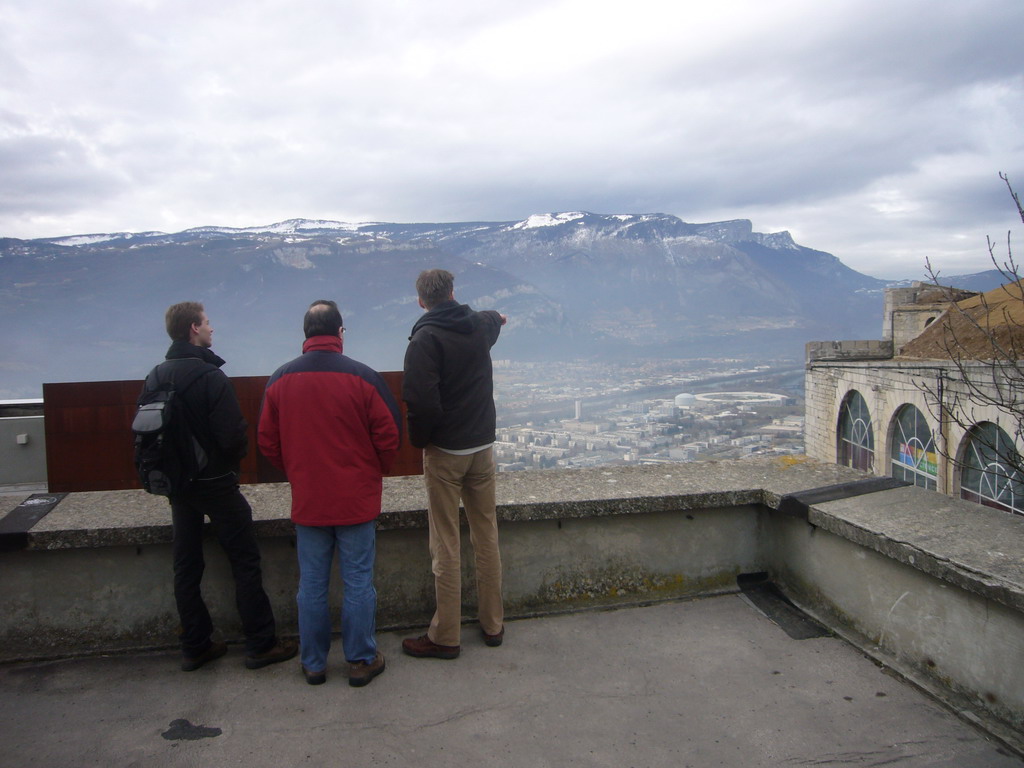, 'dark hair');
304,300,343,339
415,269,455,309
165,302,205,342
